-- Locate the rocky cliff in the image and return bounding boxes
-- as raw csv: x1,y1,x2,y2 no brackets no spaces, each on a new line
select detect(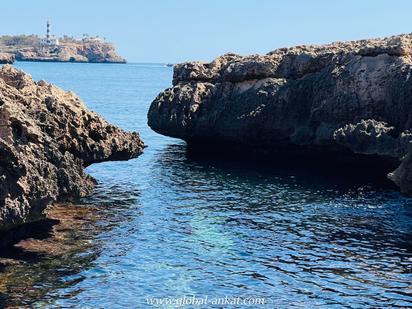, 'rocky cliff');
0,35,125,63
0,53,14,64
0,65,144,231
148,33,412,194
